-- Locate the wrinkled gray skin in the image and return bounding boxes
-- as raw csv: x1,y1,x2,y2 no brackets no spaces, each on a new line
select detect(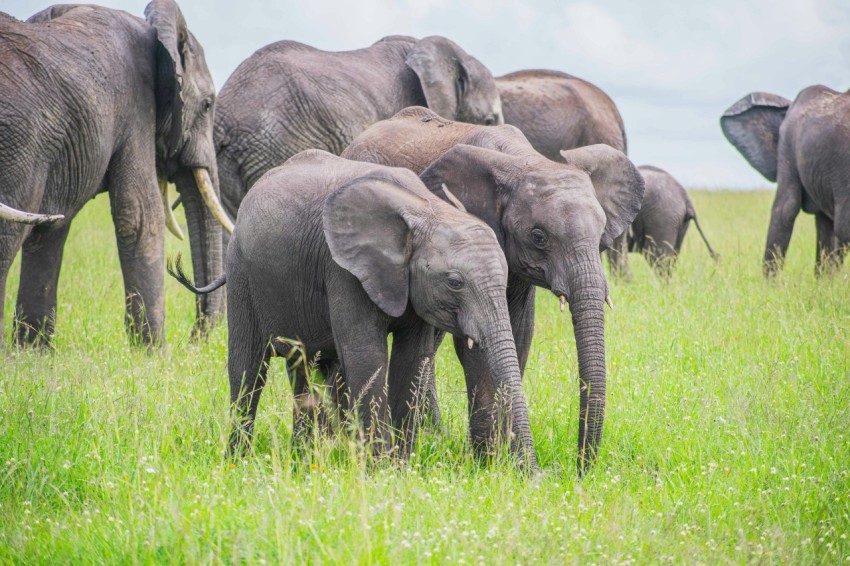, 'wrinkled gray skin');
207,150,535,469
722,89,850,275
495,69,636,277
0,1,227,347
342,107,644,474
214,35,504,223
628,166,718,277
